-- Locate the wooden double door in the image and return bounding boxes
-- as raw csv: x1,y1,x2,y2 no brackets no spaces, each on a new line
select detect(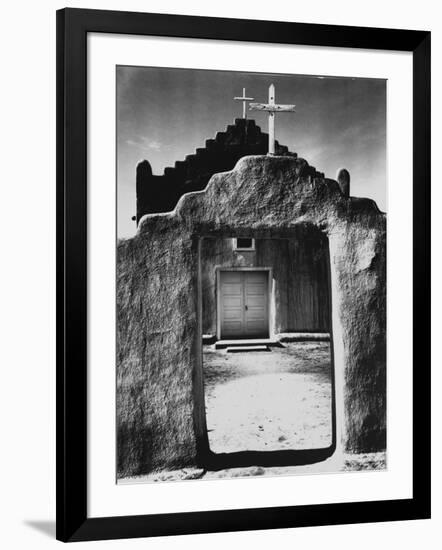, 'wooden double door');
219,270,269,339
